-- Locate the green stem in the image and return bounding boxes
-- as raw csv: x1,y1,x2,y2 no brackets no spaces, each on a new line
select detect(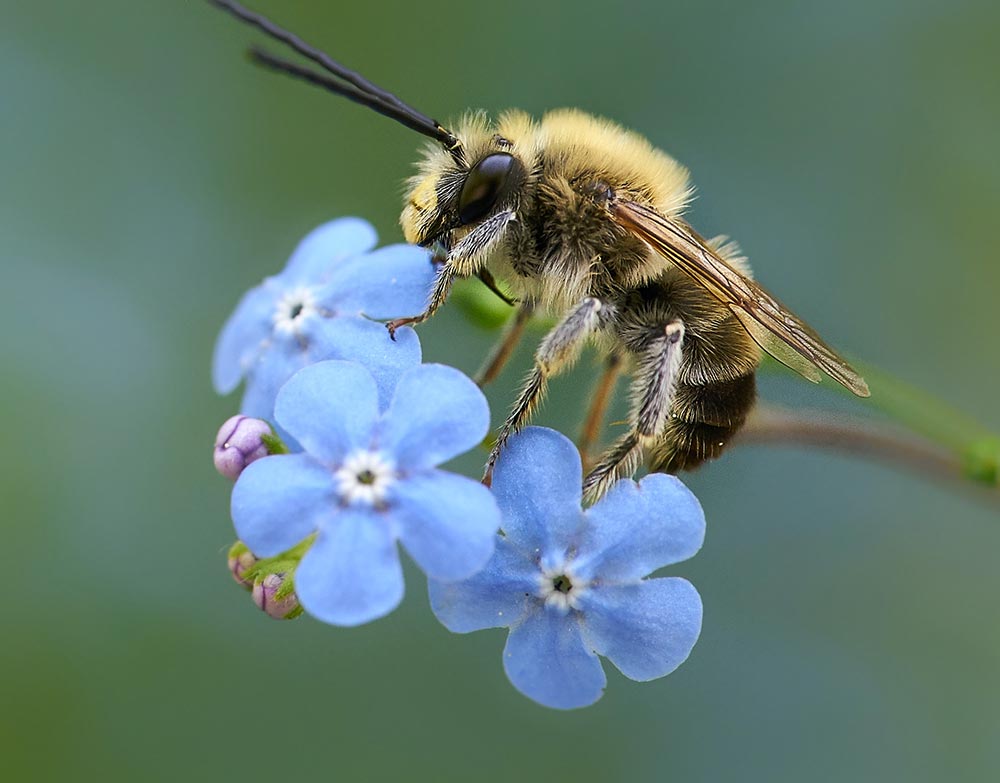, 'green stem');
758,357,999,489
